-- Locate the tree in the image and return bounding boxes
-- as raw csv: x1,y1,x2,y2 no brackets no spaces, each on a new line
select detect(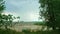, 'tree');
39,0,60,30
0,0,20,29
3,14,13,29
0,0,5,27
0,0,5,13
1,14,19,29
